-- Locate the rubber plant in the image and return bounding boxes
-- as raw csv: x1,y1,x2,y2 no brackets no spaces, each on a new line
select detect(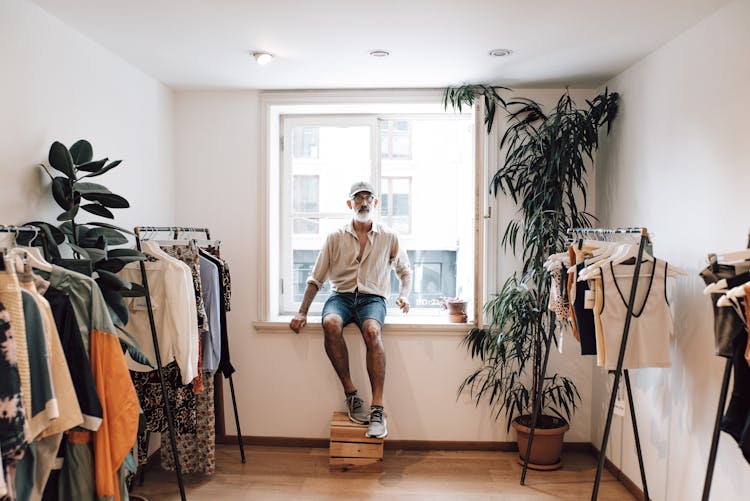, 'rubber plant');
444,86,619,431
23,139,151,366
